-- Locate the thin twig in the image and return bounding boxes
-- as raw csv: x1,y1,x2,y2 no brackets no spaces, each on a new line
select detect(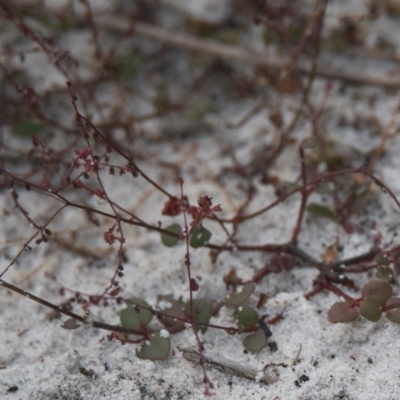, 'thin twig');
94,15,400,89
178,346,279,385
